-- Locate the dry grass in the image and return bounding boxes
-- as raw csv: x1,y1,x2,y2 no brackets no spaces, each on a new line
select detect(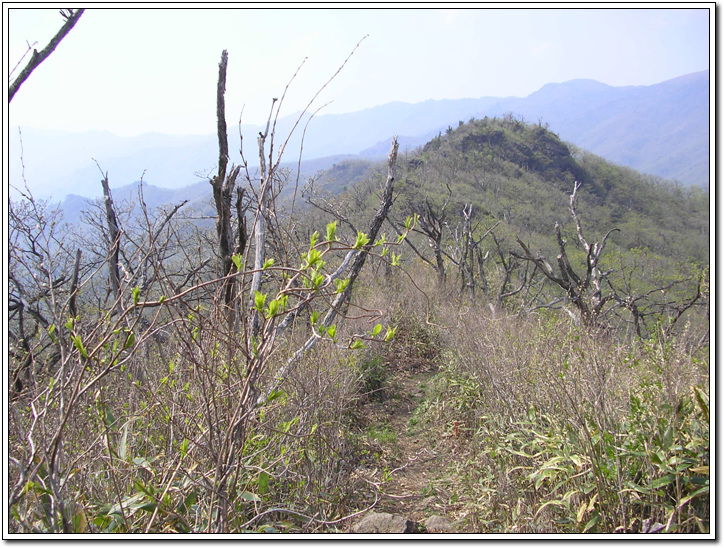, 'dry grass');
417,303,709,533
